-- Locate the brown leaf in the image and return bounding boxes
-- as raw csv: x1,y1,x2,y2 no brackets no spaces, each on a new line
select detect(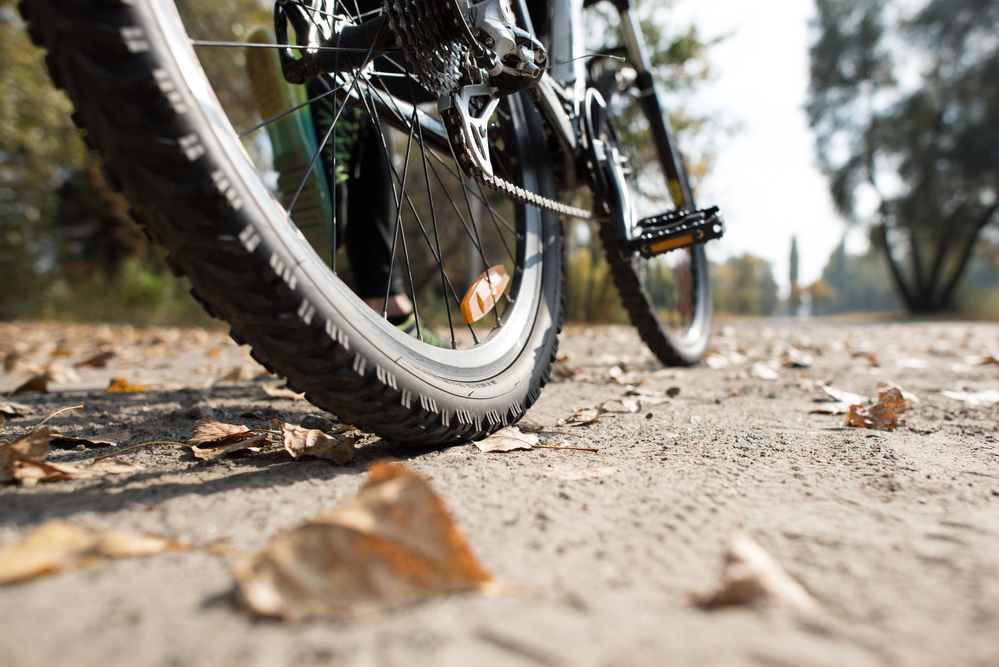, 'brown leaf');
0,428,52,484
5,427,52,460
692,527,818,613
845,387,906,431
43,362,79,384
76,350,116,368
188,419,254,447
11,458,143,486
0,401,31,418
6,374,49,397
474,426,538,453
0,521,190,585
232,462,492,620
280,423,356,464
190,435,270,461
261,383,306,401
563,407,601,425
539,465,619,480
50,429,132,450
106,378,147,394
